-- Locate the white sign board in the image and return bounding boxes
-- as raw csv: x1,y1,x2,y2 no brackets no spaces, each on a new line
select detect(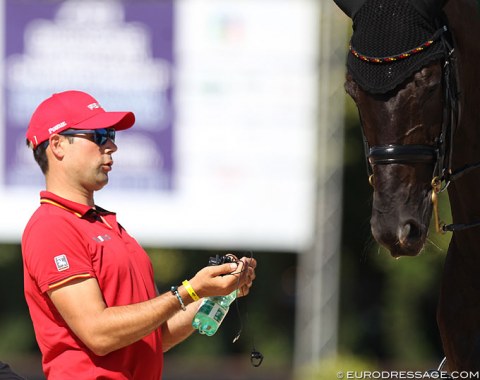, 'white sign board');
1,0,320,251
